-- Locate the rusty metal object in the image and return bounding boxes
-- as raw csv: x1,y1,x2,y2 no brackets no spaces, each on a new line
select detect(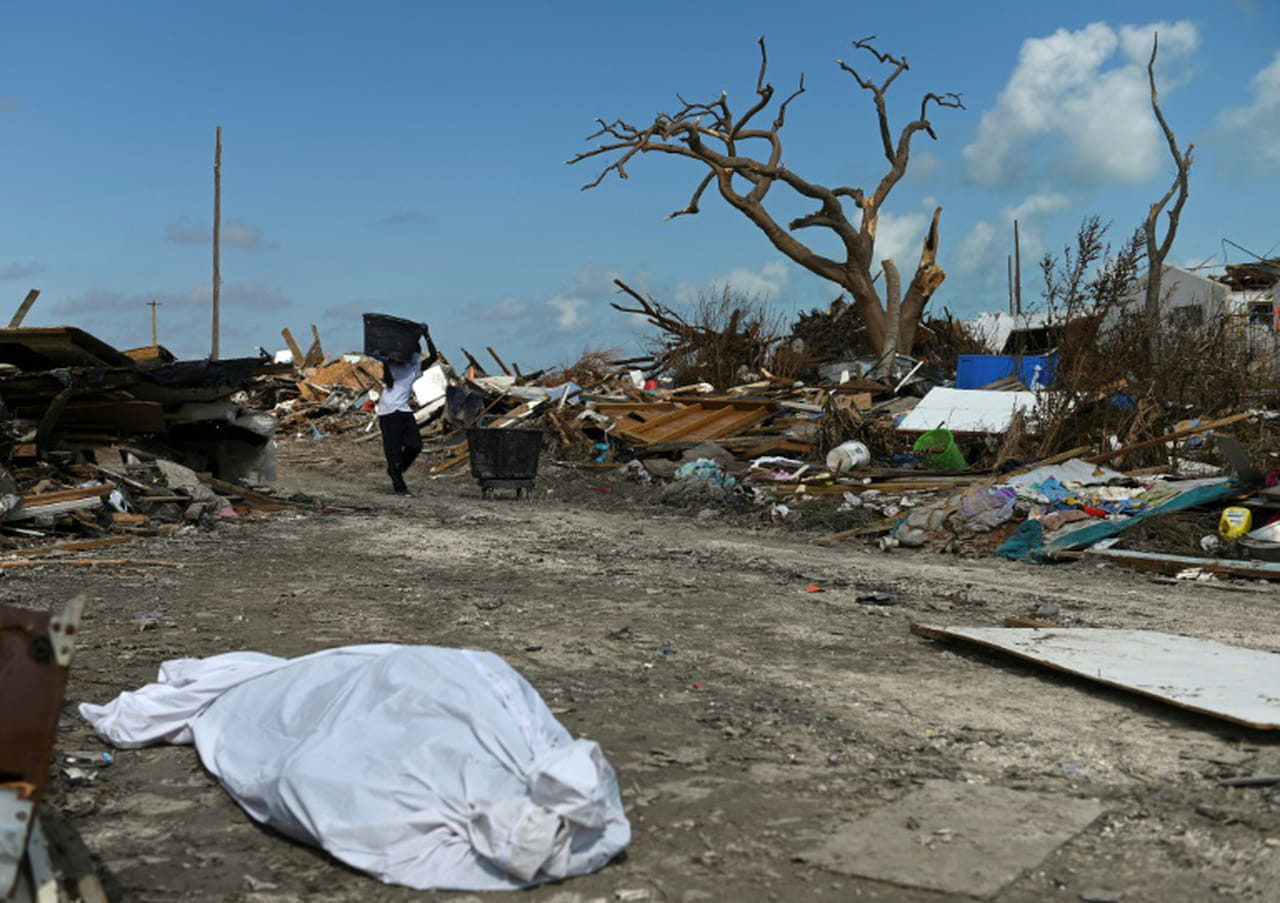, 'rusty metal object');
0,596,83,897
